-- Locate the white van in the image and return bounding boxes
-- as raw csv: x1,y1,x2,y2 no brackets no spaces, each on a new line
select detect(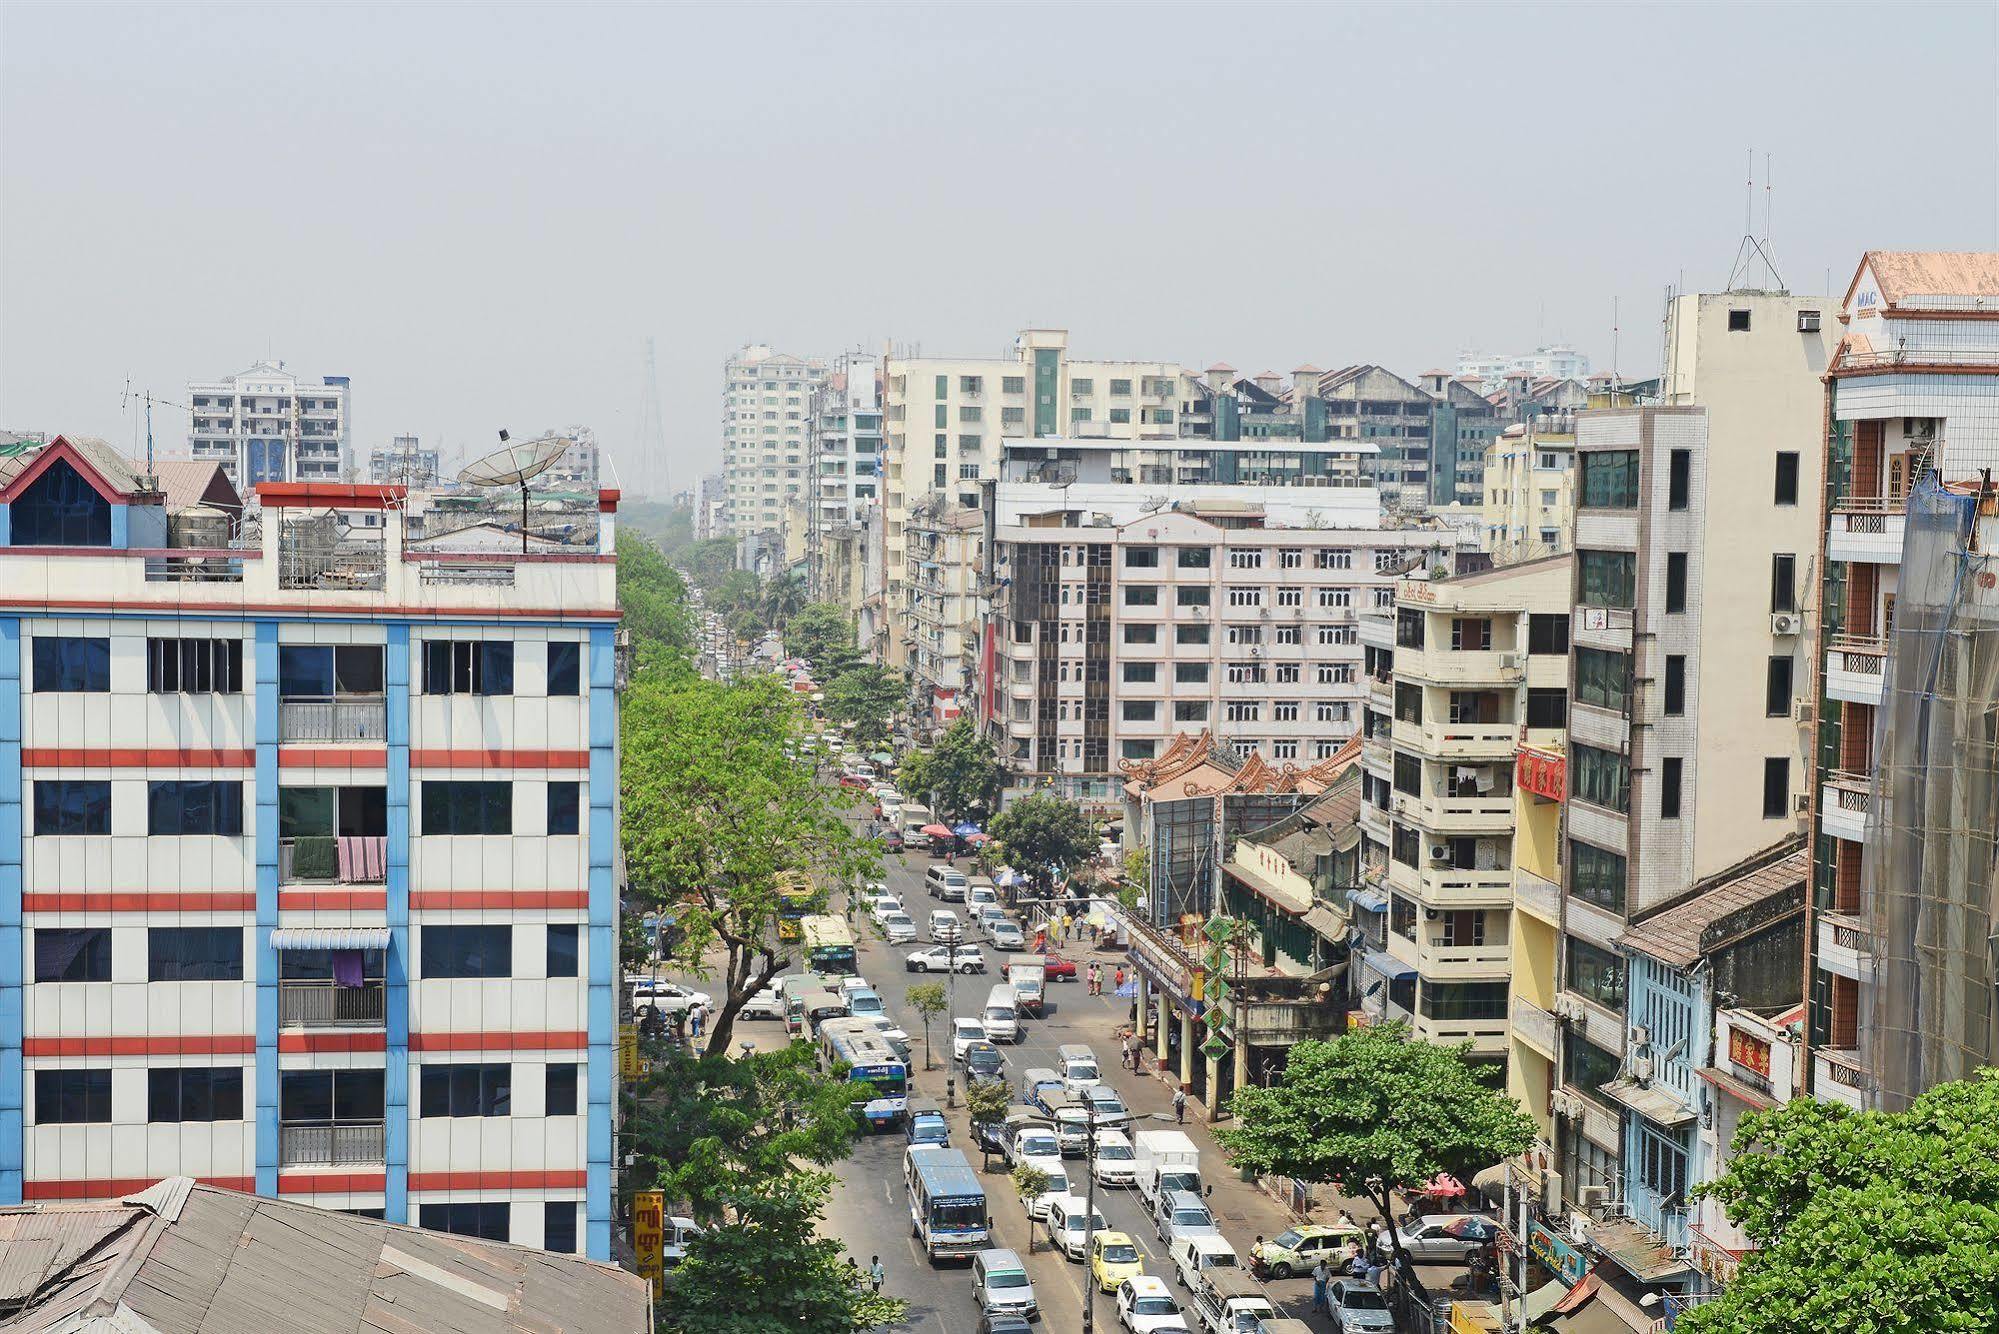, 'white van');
1058,1043,1101,1093
982,984,1020,1043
